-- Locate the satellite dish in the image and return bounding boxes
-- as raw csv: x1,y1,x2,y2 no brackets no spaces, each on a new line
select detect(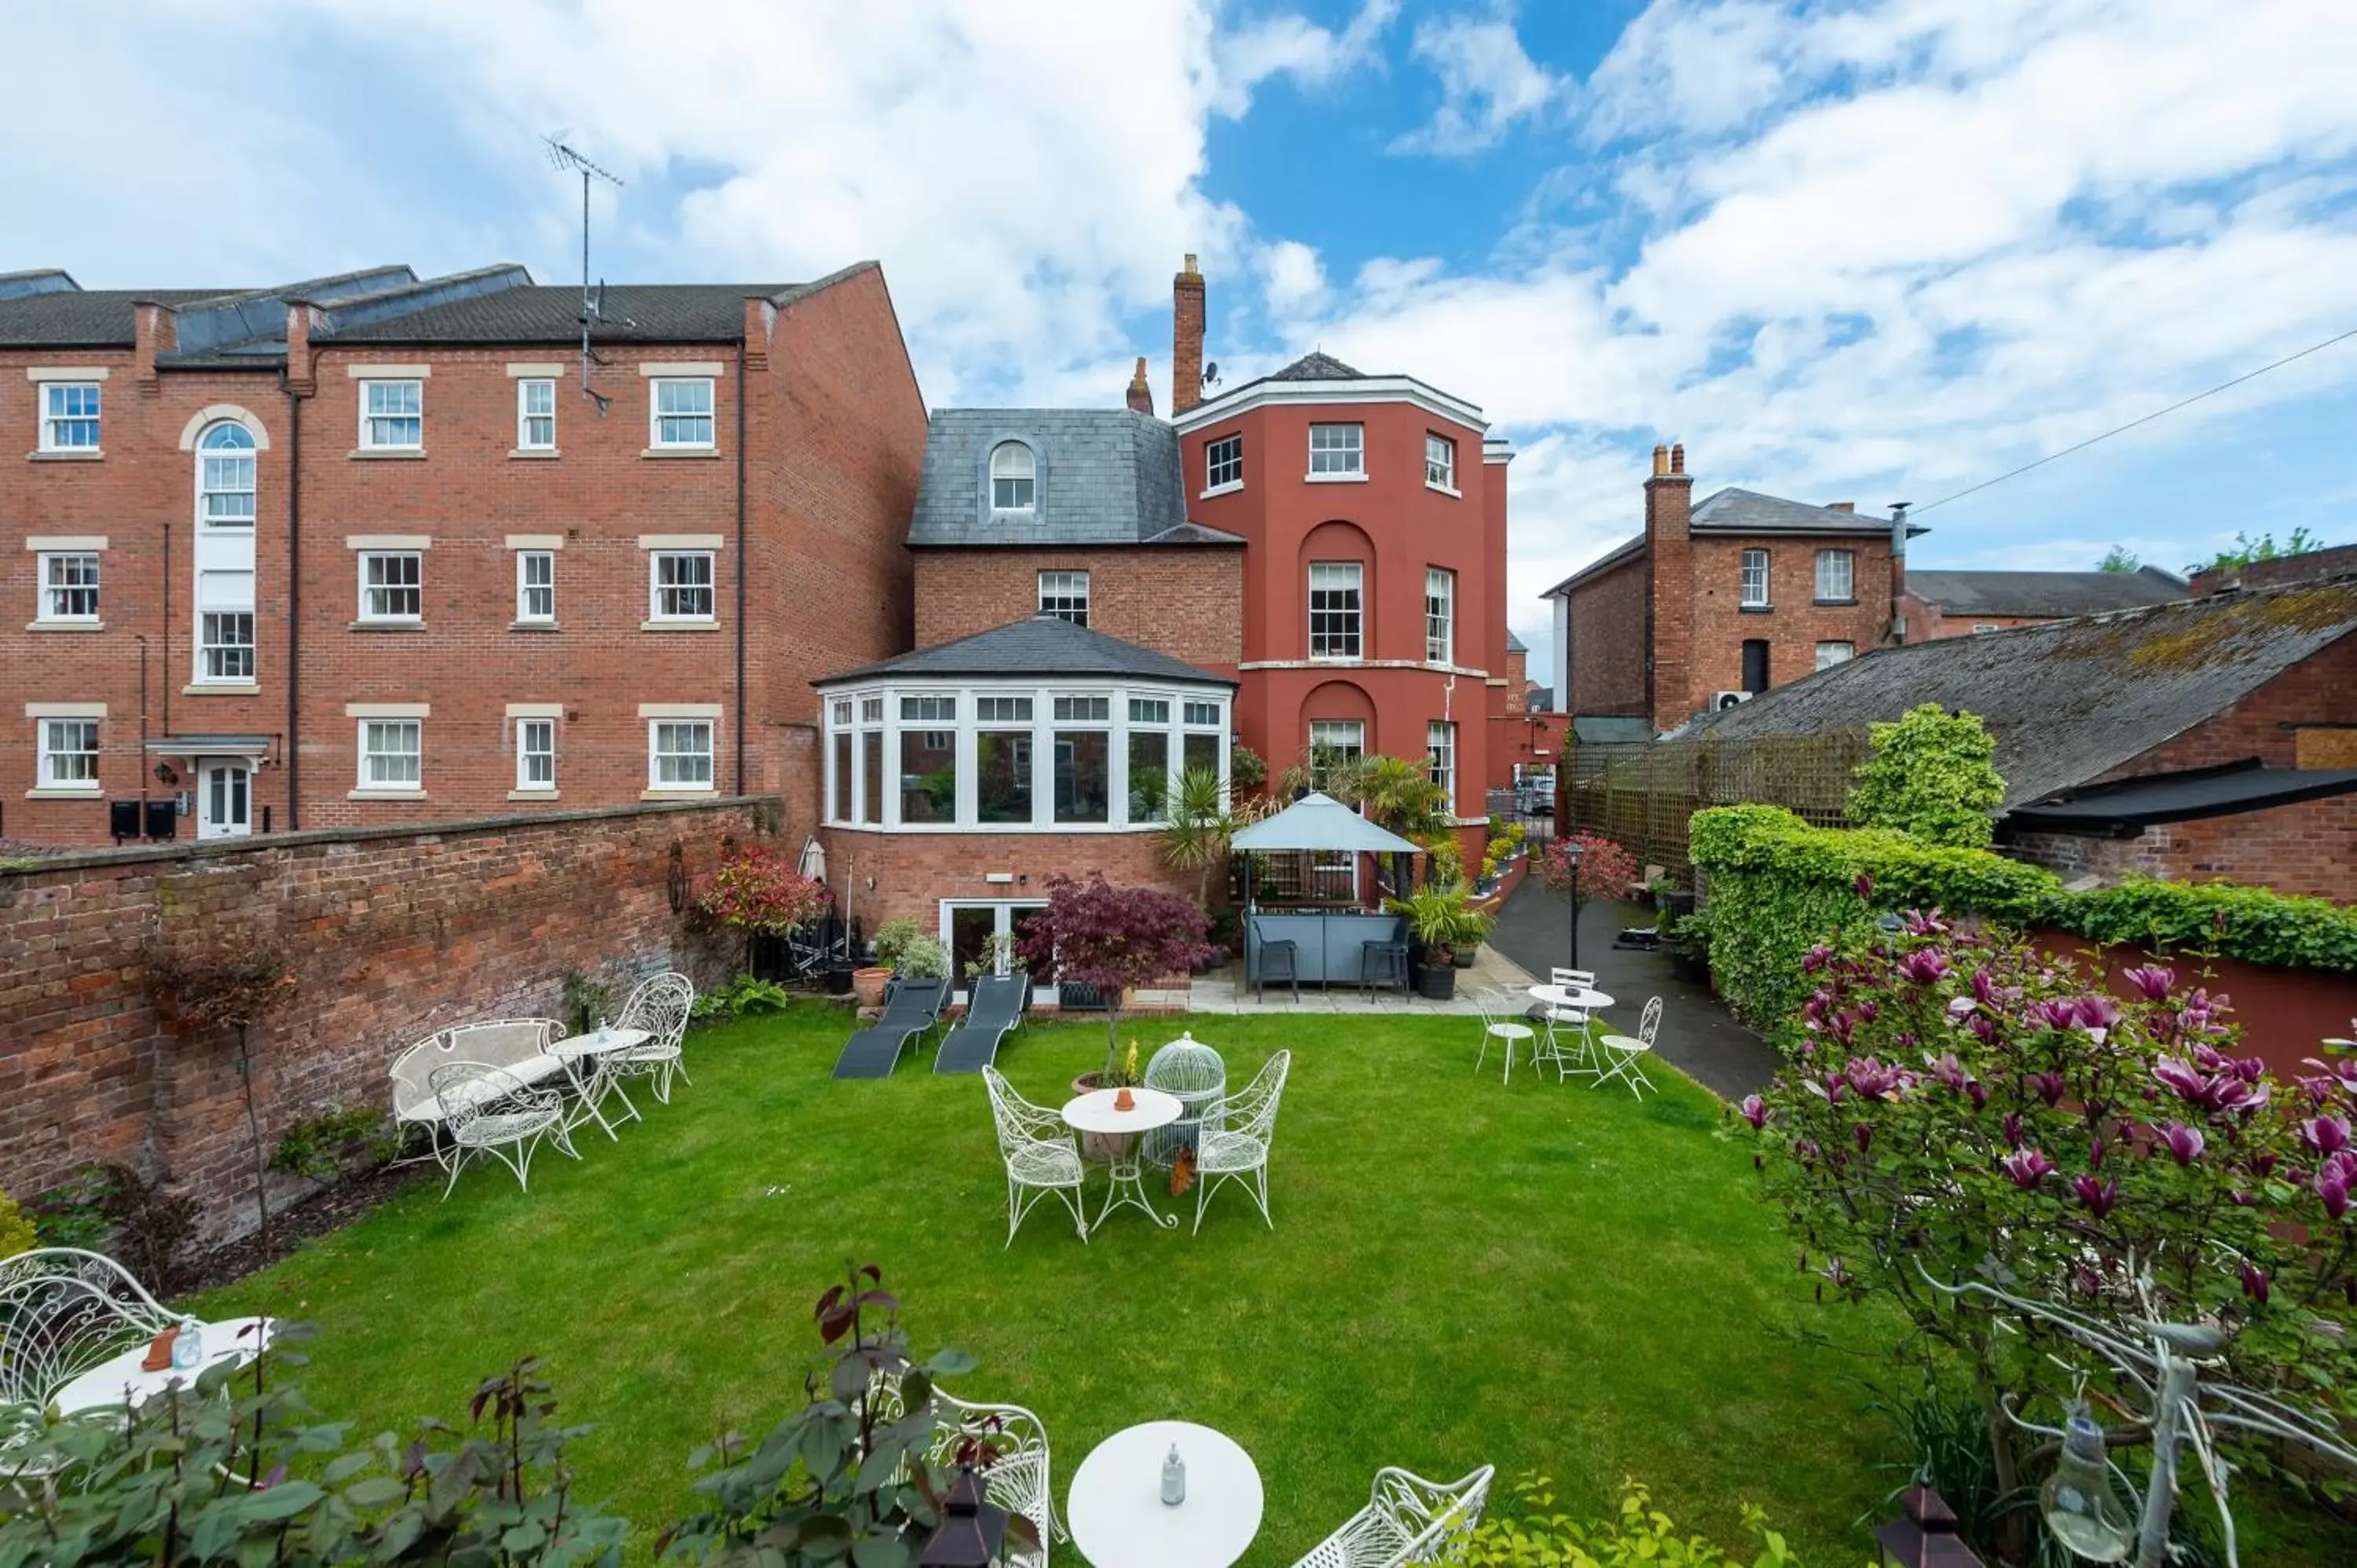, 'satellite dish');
1203,360,1220,387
